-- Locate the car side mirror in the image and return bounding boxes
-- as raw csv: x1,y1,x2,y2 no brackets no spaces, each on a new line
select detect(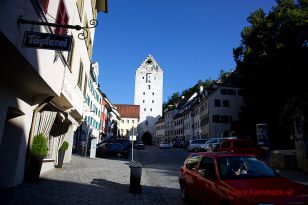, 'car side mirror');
275,169,281,176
